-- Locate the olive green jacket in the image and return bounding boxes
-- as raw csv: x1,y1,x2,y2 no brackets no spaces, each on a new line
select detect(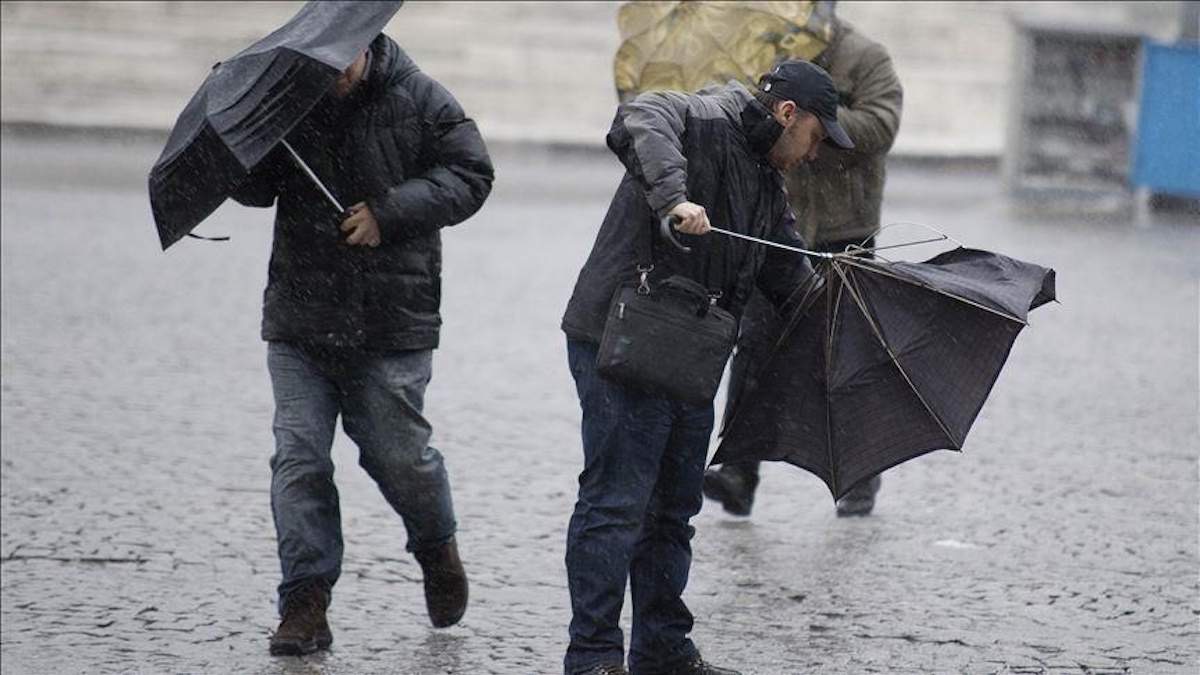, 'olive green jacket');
785,21,903,246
